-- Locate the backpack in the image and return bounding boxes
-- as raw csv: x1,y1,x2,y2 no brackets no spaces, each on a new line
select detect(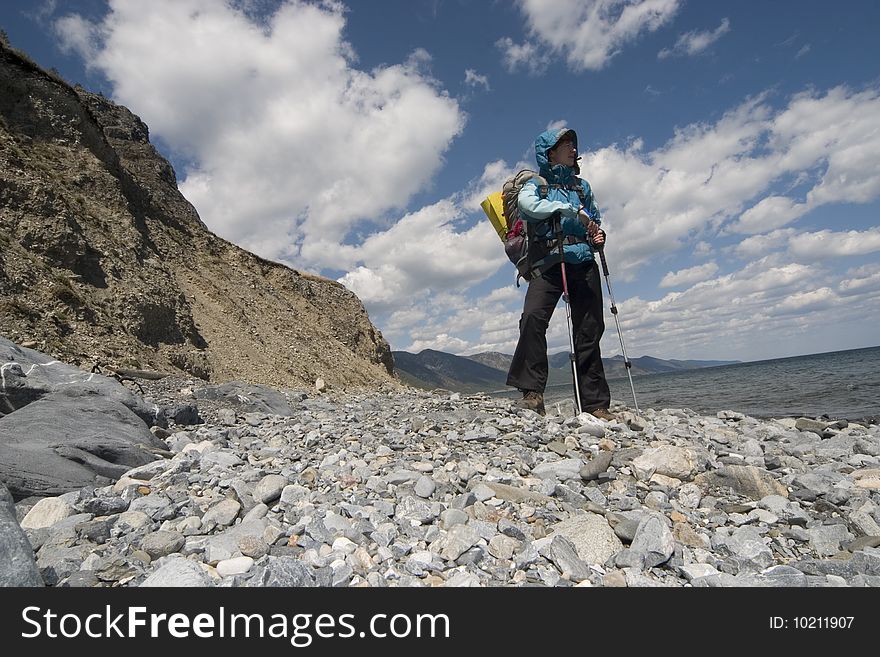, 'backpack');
480,169,589,284
480,169,545,283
